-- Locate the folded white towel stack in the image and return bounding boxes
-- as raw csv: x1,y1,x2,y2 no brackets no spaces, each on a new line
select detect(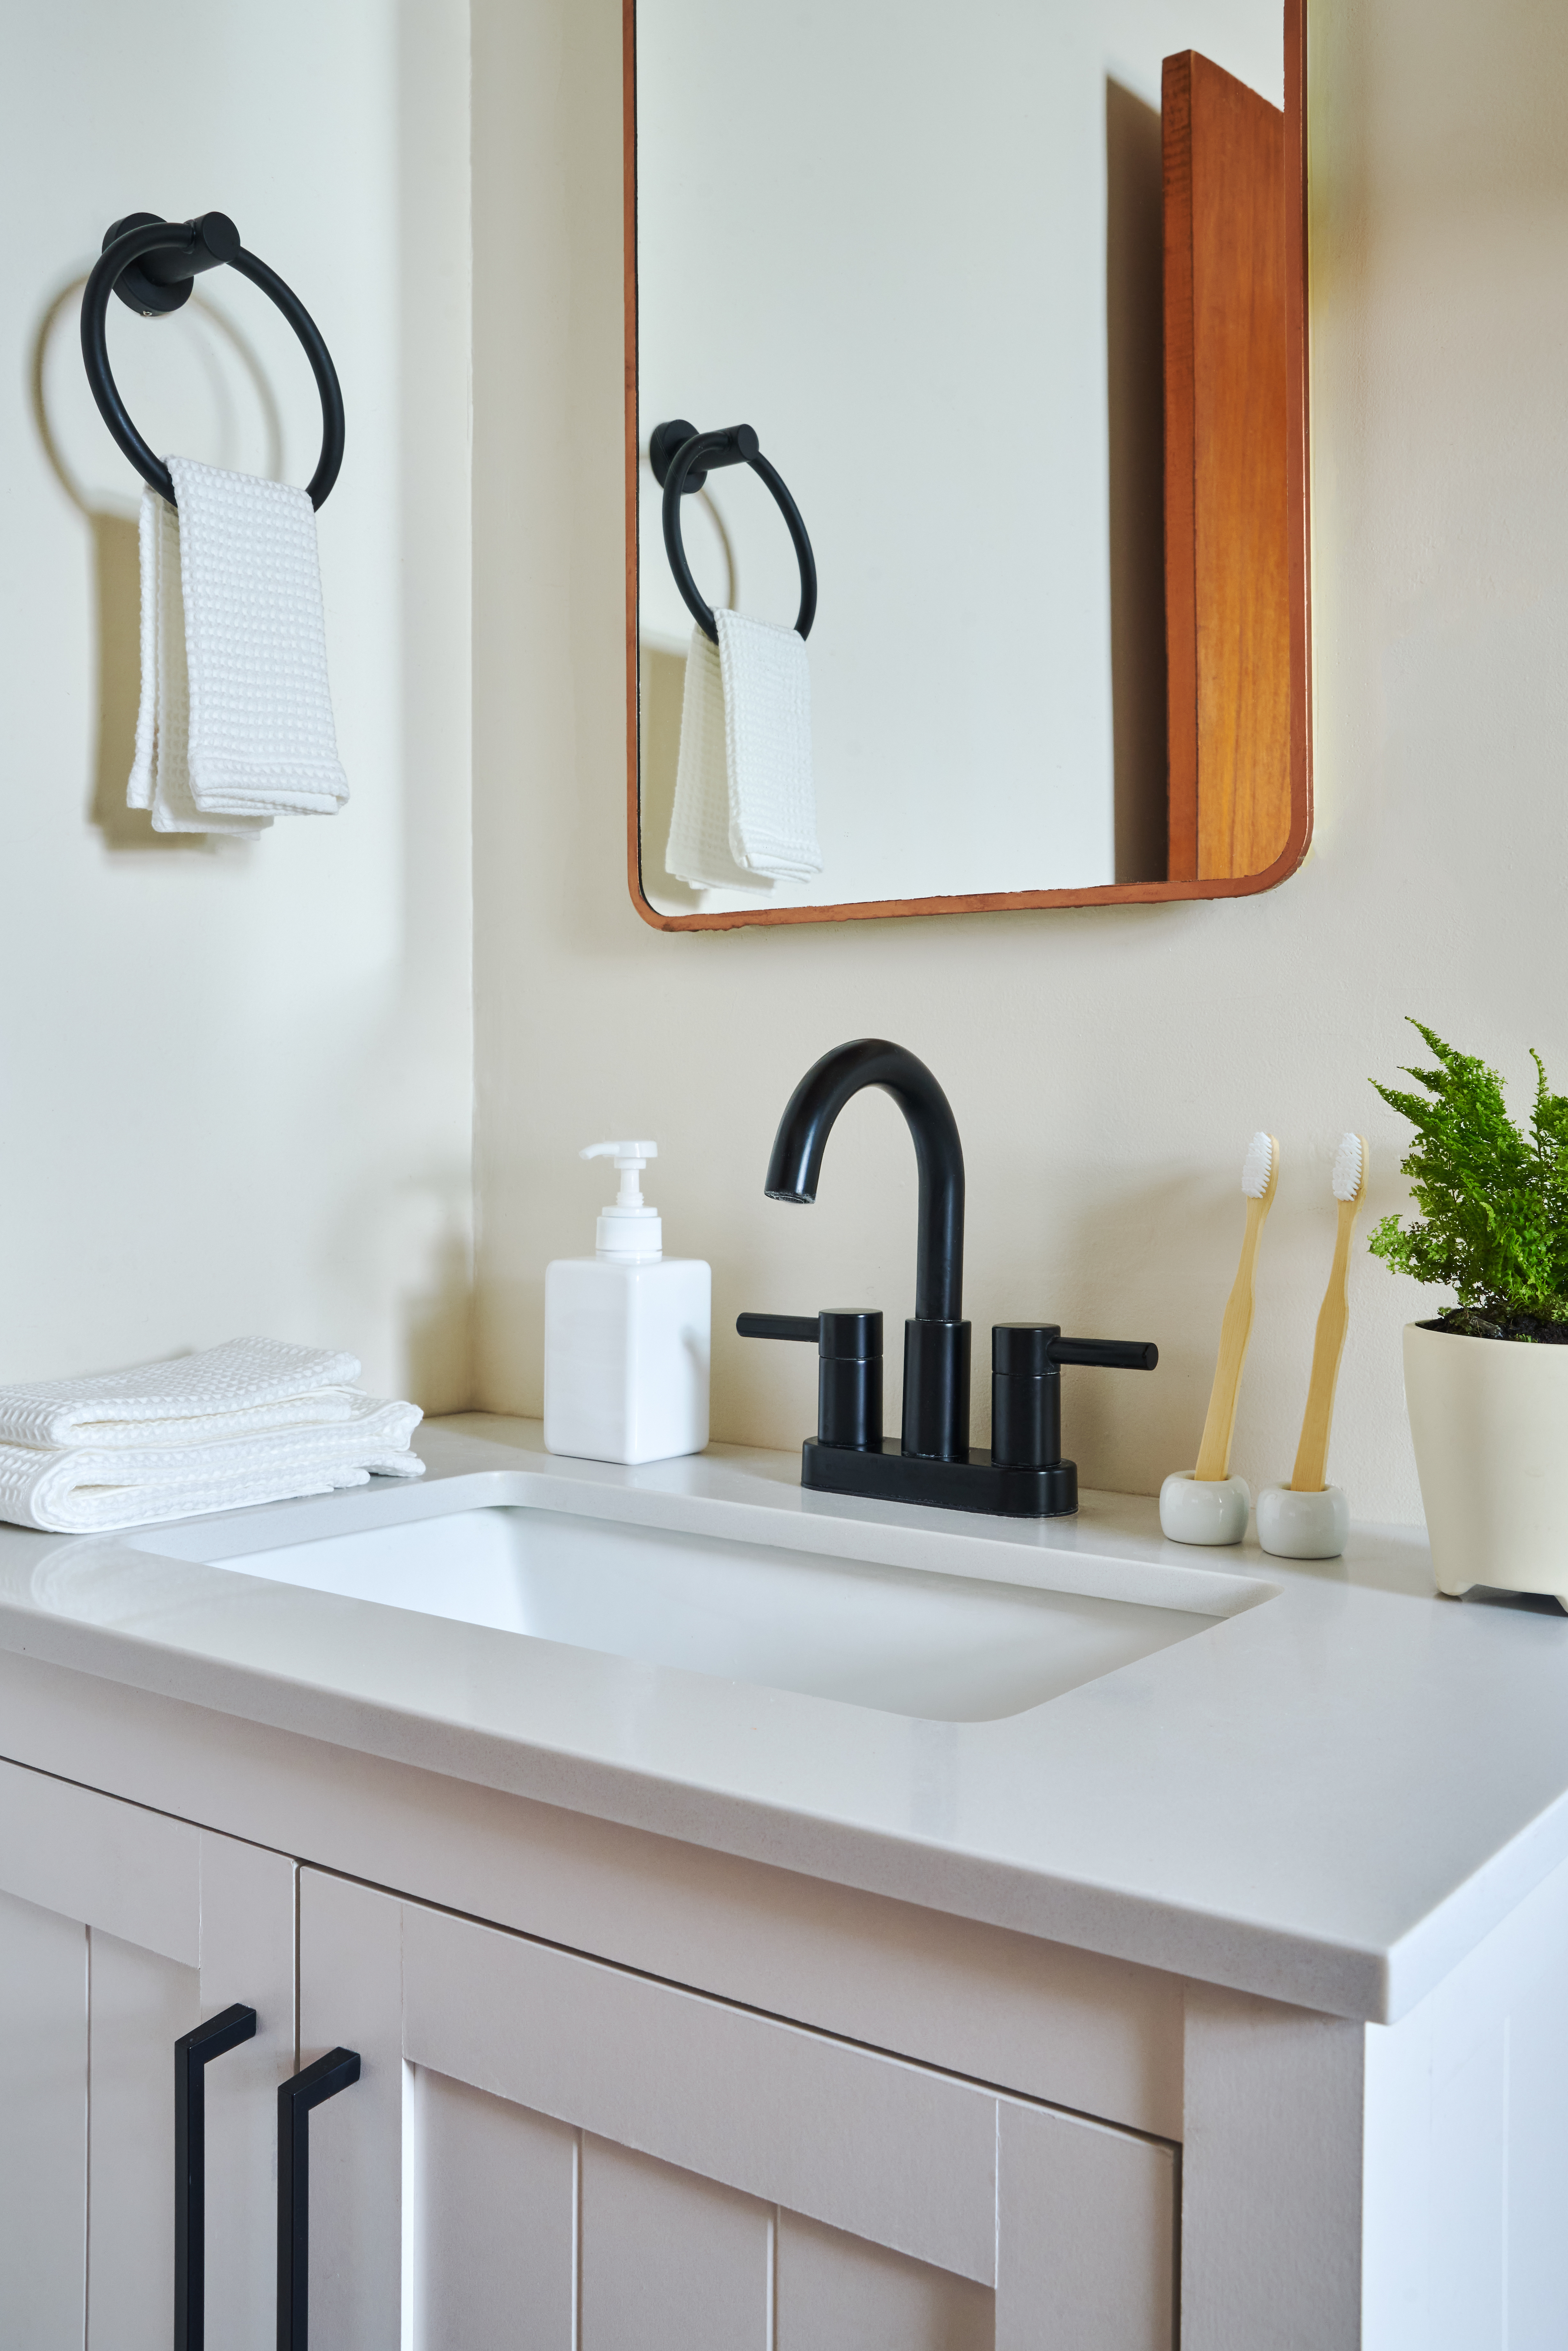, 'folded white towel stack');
0,1336,422,1534
665,608,820,892
129,456,348,835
